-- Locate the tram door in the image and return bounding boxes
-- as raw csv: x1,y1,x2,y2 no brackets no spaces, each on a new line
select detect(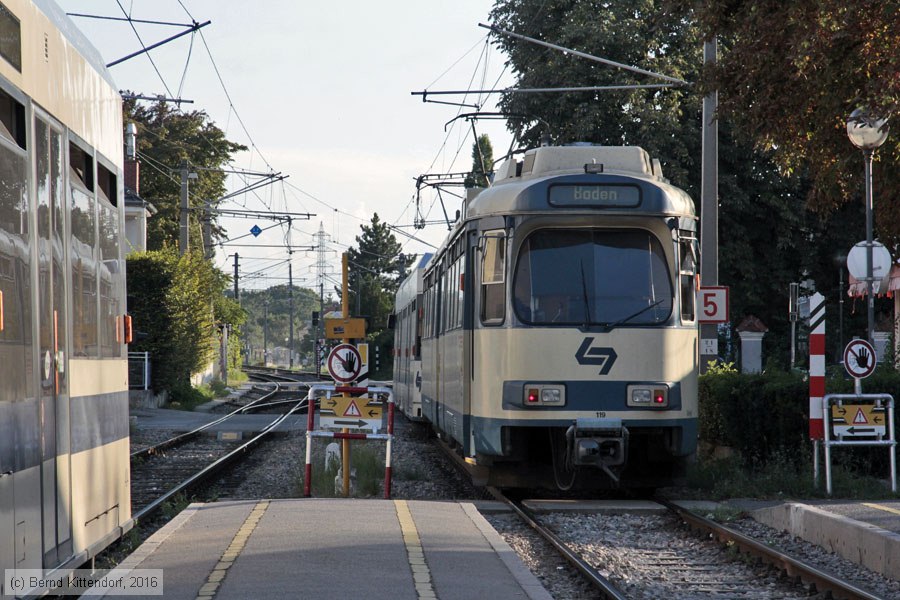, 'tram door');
35,117,72,566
